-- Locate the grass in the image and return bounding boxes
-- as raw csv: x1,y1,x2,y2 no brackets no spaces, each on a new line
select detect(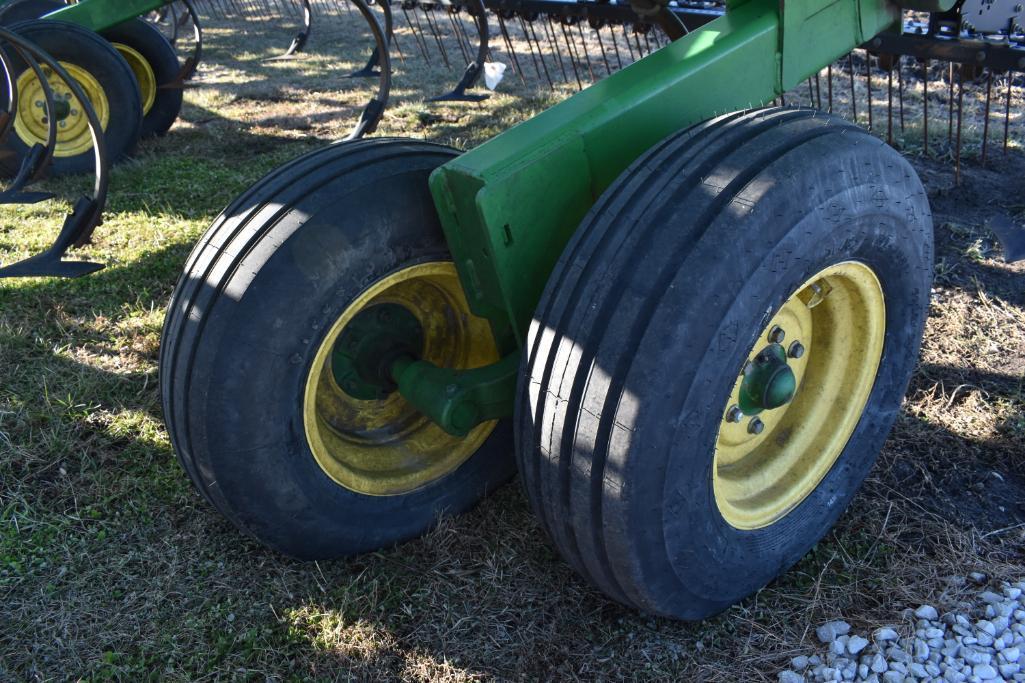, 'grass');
2,13,1025,682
